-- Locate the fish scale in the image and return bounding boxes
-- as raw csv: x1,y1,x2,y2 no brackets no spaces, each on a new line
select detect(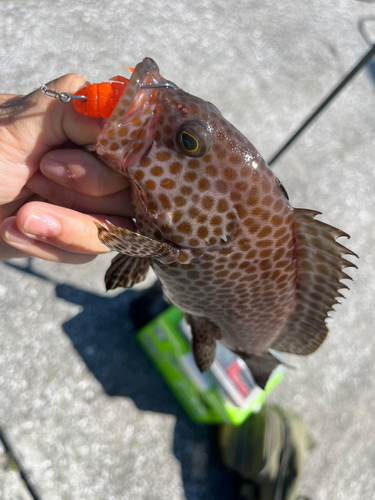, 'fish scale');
93,58,357,388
